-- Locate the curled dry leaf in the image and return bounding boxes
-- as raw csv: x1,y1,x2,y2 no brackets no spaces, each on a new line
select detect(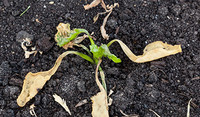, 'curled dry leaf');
55,23,71,50
108,89,114,106
30,104,37,117
100,3,119,40
55,23,72,49
107,39,182,63
84,0,101,10
91,59,109,117
149,109,161,117
75,99,88,108
17,51,76,107
53,94,71,115
21,38,37,58
63,34,89,50
55,23,89,50
187,99,192,117
120,110,139,117
55,23,71,41
84,0,106,10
